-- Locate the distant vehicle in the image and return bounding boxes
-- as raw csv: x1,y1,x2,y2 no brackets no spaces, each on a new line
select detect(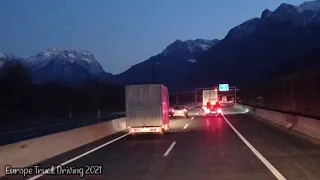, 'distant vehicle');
125,84,170,134
169,105,189,118
220,96,233,107
202,89,218,107
222,96,227,103
204,102,223,117
228,100,234,105
202,89,222,116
